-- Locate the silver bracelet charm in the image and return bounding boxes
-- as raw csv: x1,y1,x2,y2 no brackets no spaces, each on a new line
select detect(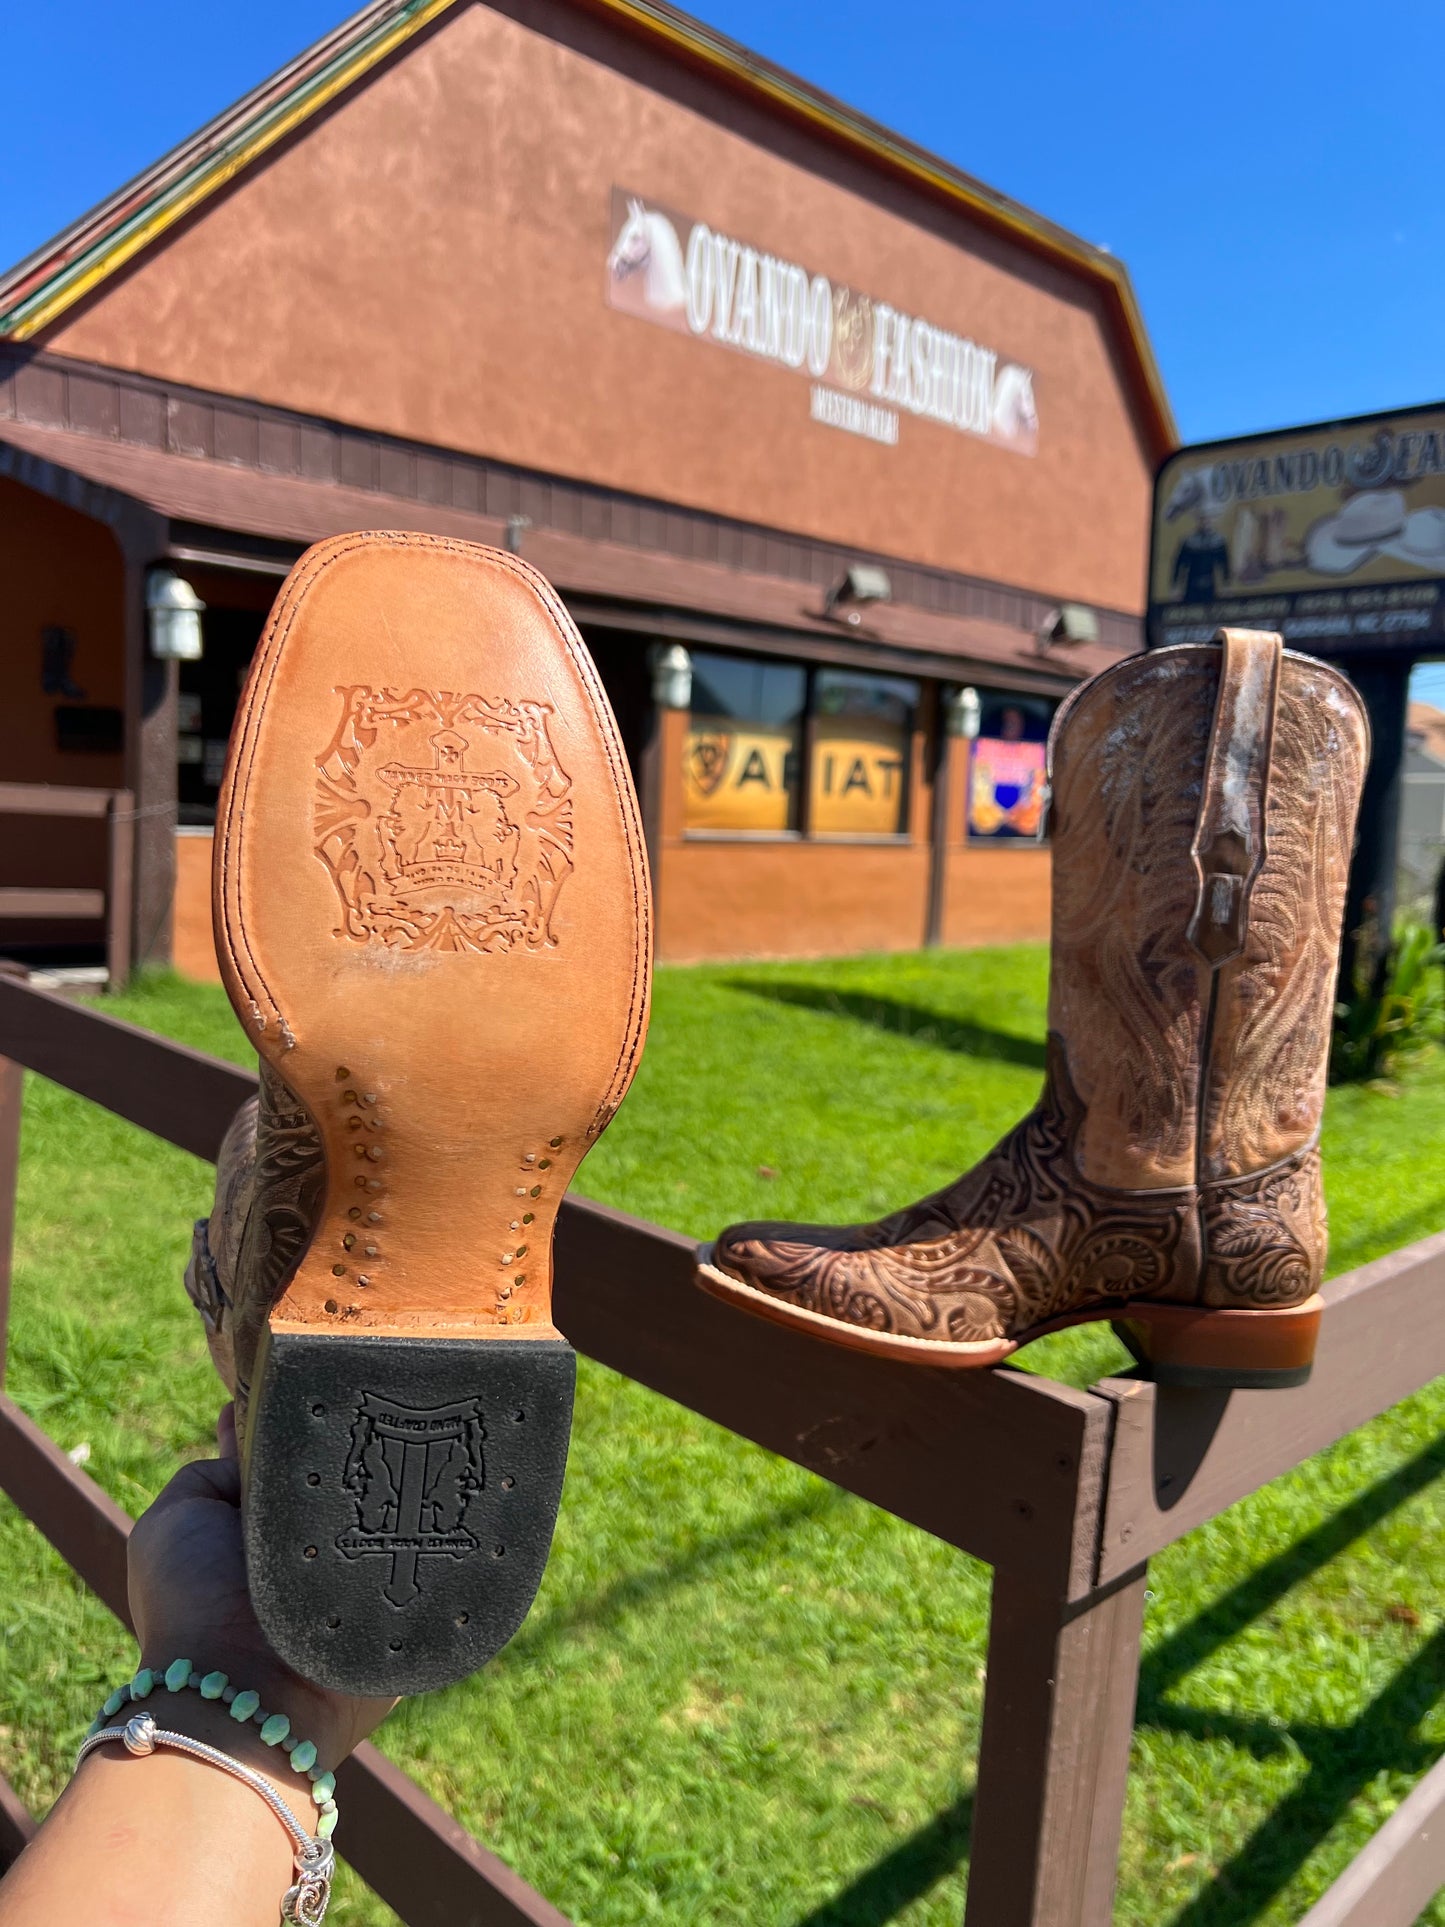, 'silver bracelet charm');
76,1713,334,1923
